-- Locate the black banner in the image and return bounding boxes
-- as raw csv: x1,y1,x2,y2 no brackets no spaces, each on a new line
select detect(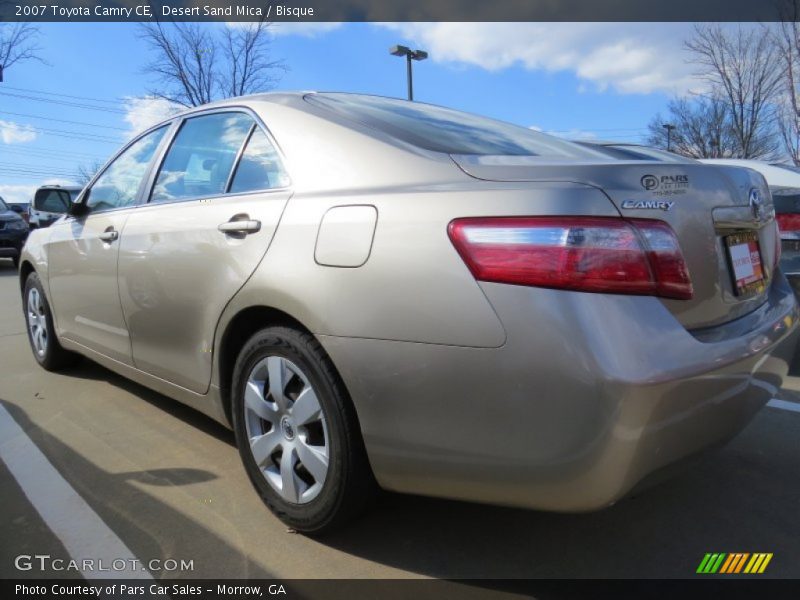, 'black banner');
1,0,799,23
5,579,800,600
